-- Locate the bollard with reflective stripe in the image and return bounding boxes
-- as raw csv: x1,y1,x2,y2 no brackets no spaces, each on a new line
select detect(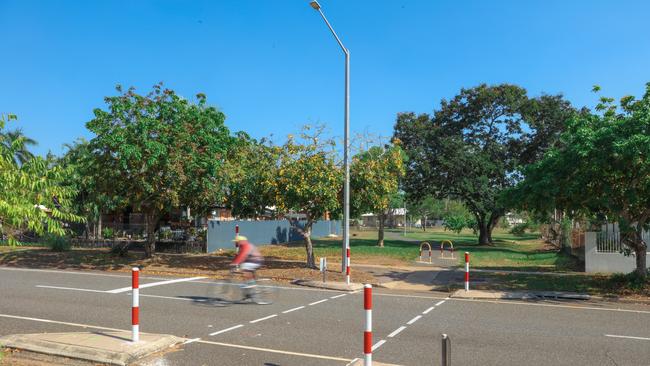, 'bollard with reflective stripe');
346,247,351,285
364,284,372,366
132,267,139,342
441,334,451,366
464,252,470,292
